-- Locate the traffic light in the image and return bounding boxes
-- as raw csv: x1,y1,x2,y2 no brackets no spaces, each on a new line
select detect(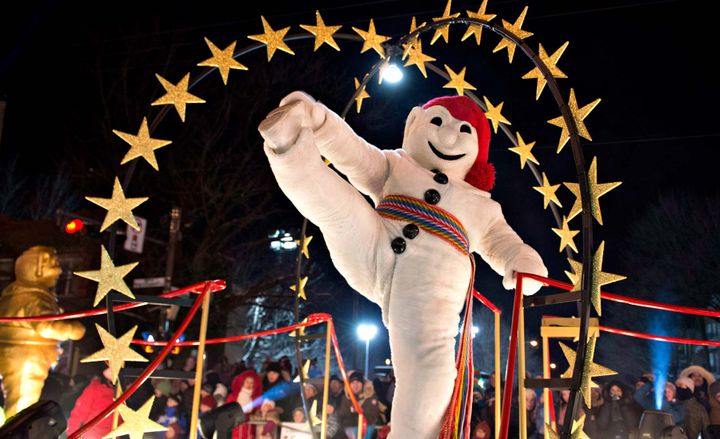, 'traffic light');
64,219,85,234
